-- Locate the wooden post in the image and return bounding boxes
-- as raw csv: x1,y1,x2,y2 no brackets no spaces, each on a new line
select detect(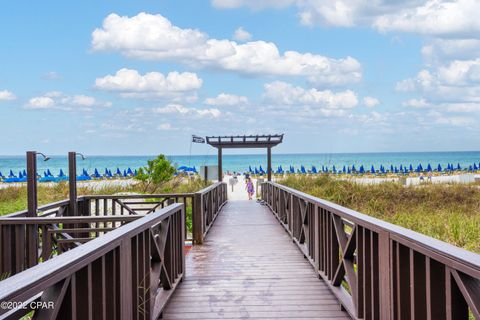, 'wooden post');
68,152,78,216
267,147,272,181
218,147,222,182
192,192,204,244
26,151,38,267
26,151,37,217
